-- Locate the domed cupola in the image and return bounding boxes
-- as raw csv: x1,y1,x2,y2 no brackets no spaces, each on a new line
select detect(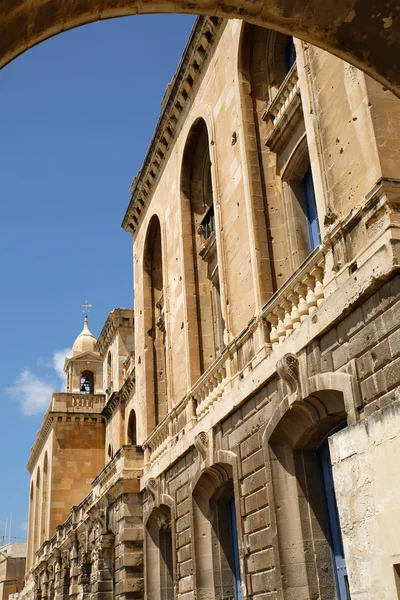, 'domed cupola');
72,315,97,356
65,307,103,394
